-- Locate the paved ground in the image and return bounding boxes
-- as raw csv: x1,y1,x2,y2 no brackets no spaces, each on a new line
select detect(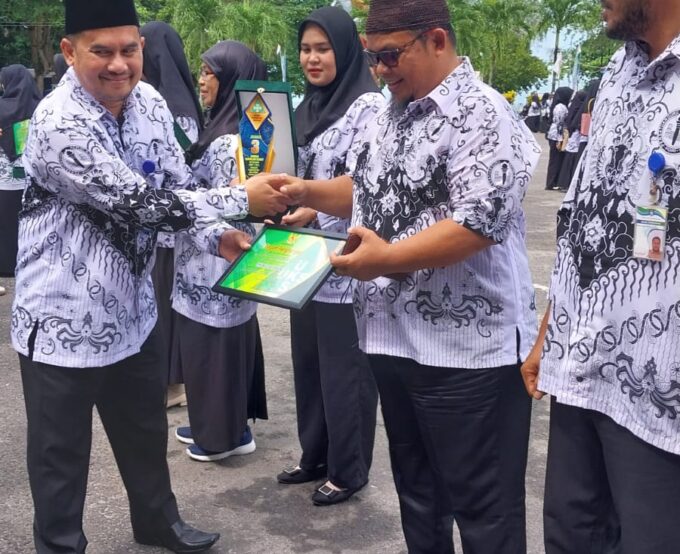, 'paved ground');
0,135,565,553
